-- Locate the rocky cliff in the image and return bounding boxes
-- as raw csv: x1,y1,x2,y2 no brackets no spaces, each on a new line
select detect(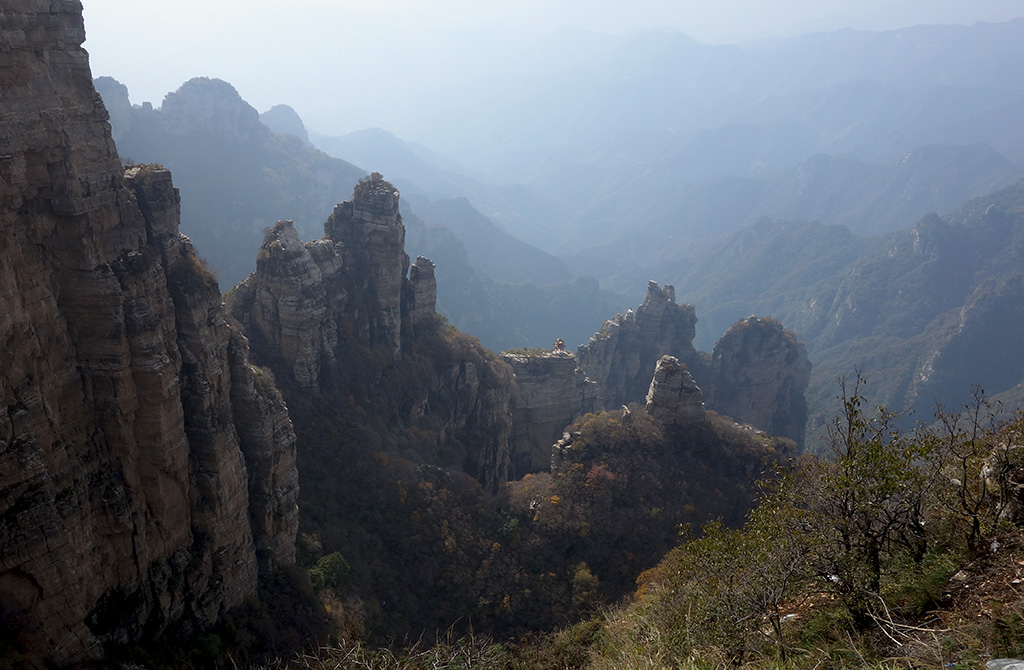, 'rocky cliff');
229,176,514,491
501,350,599,475
0,3,297,663
645,356,705,427
705,316,811,448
